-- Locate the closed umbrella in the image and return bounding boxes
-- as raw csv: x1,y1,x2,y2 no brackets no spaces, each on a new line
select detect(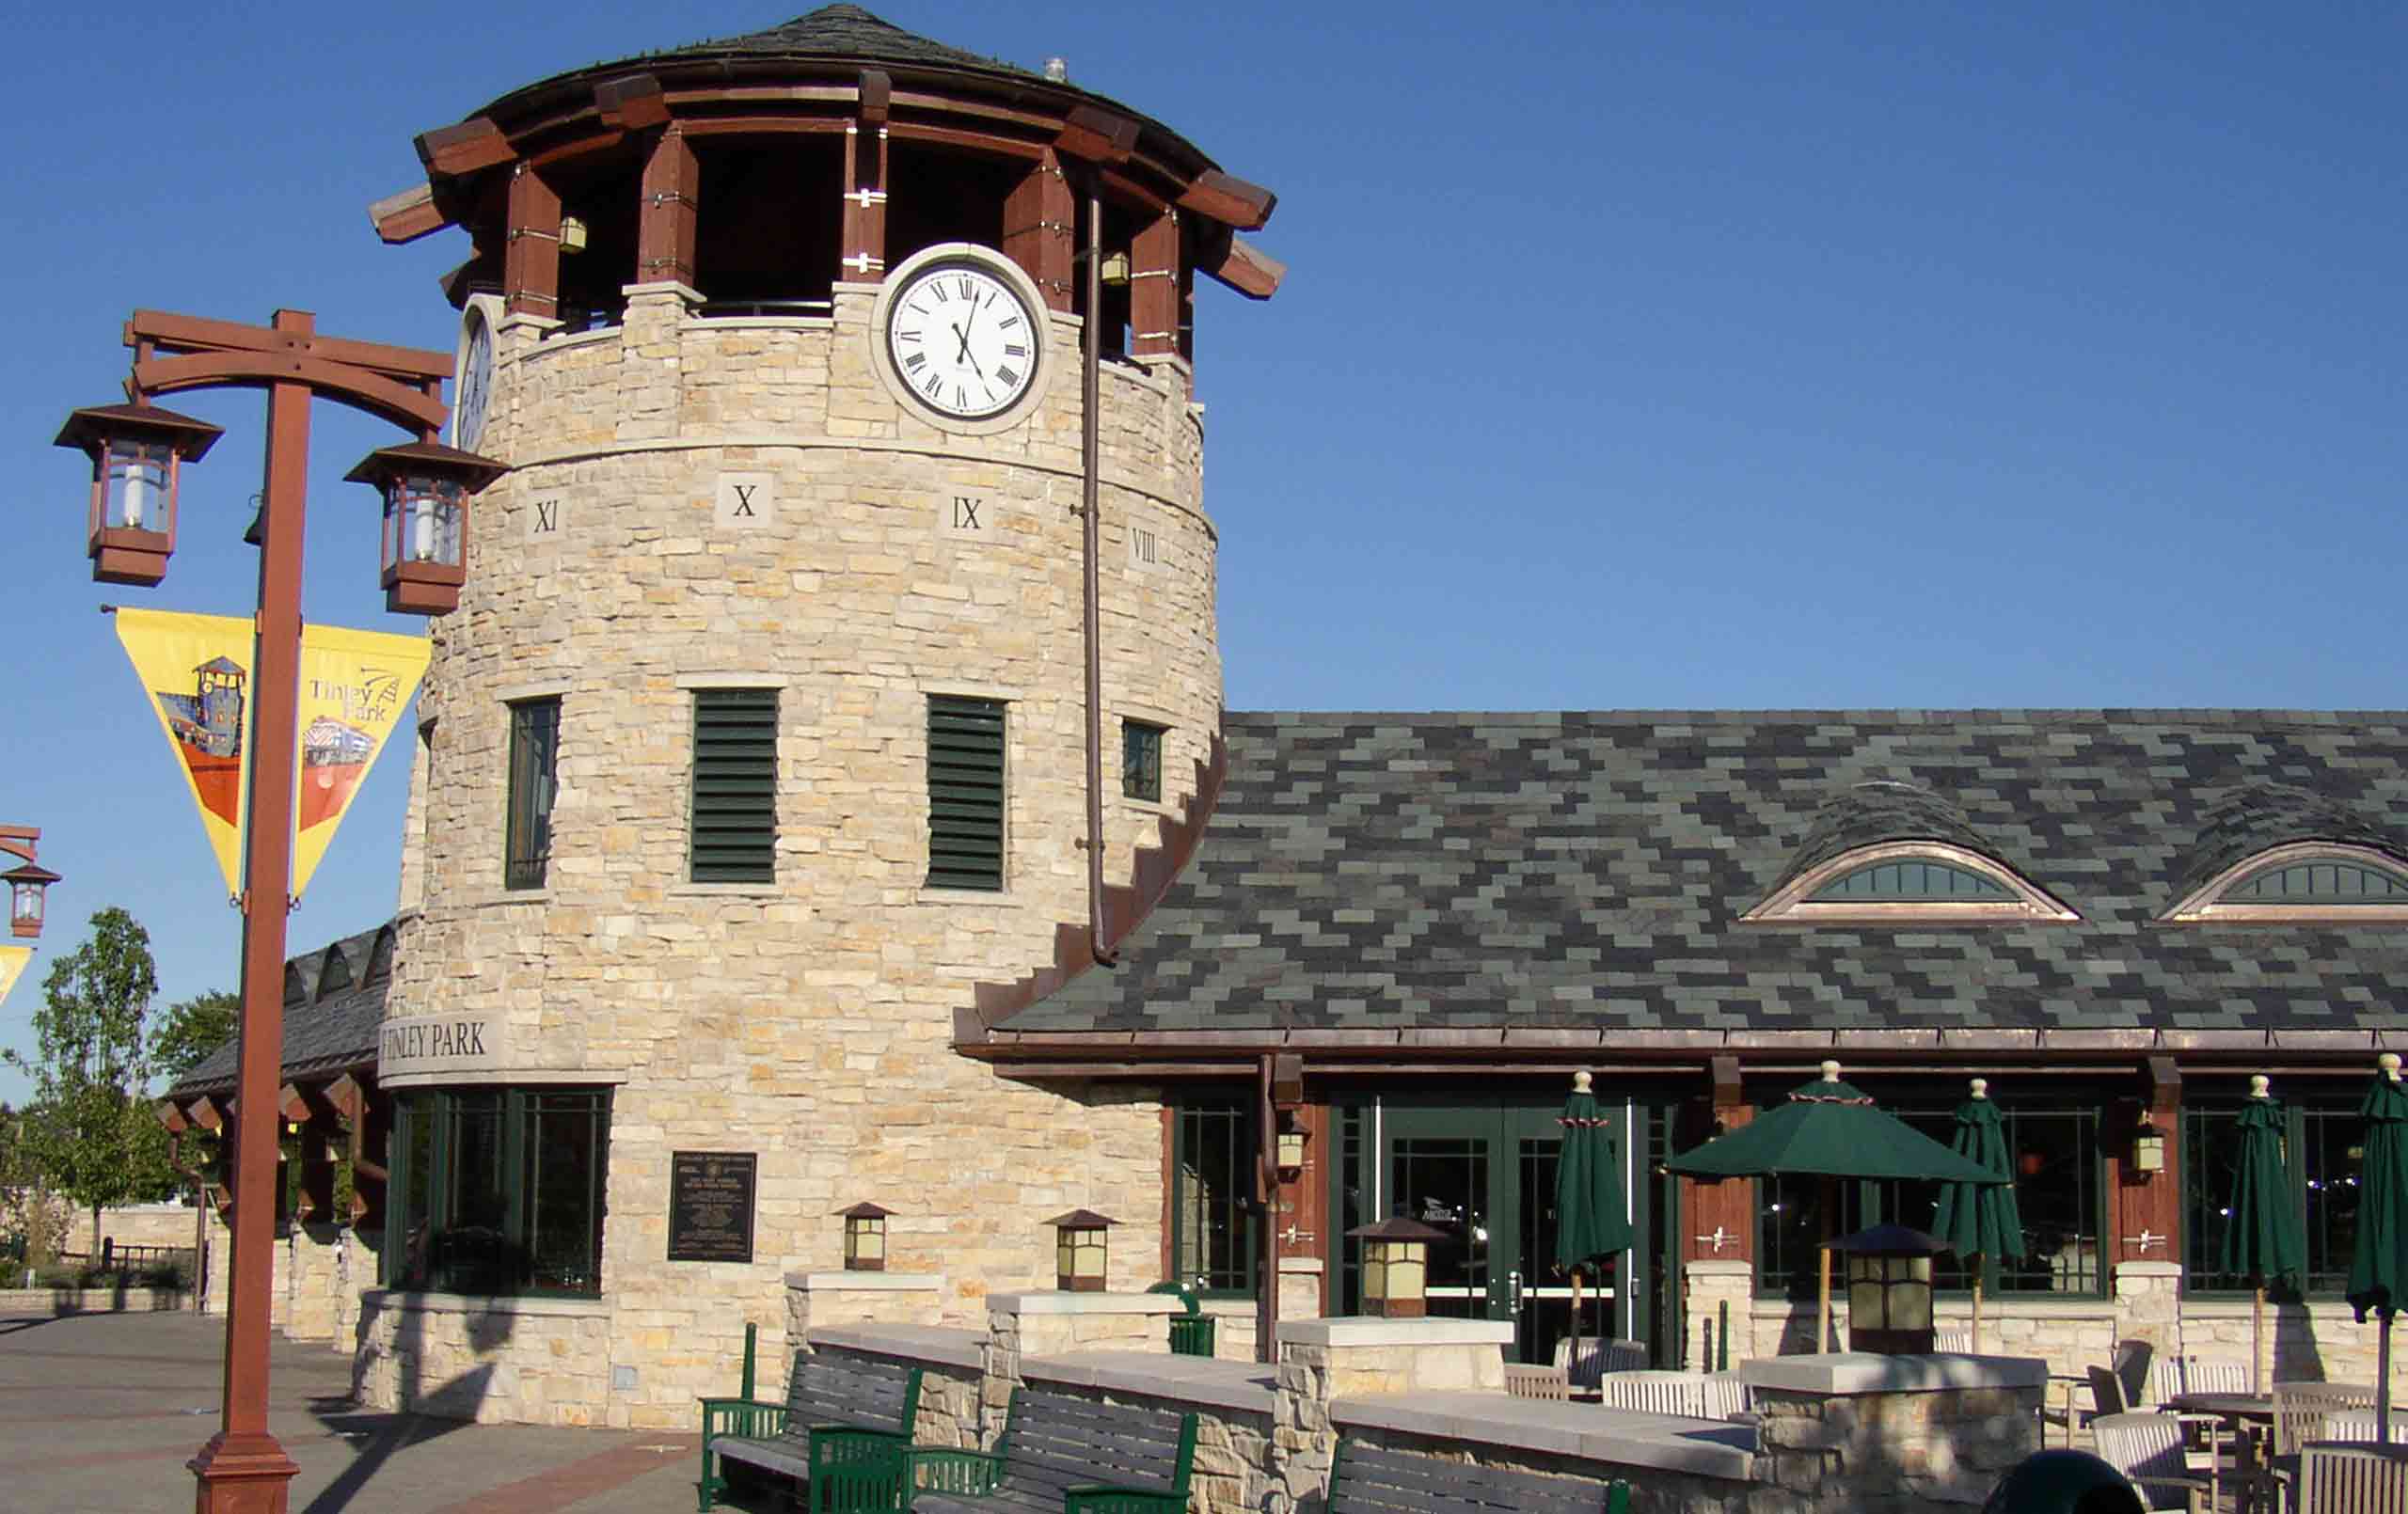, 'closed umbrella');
1668,1061,2004,1353
1930,1077,2025,1354
2345,1052,2408,1444
2221,1074,2305,1394
1553,1070,1634,1349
